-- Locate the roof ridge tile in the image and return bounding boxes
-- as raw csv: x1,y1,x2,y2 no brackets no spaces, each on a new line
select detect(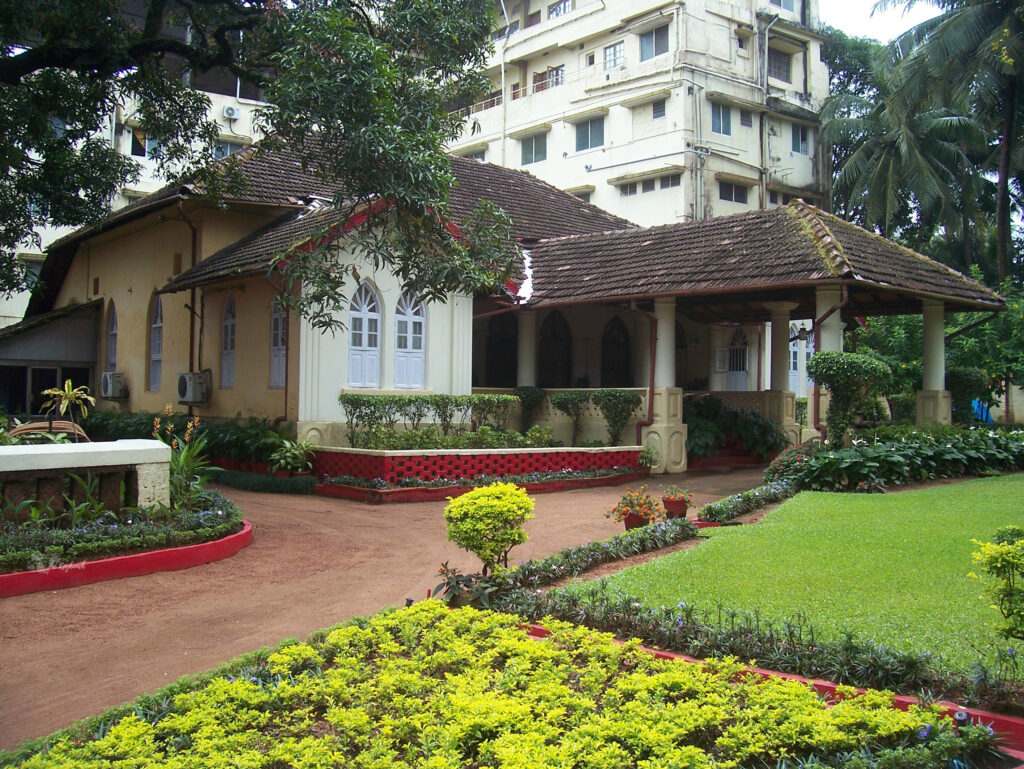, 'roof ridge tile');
787,199,853,278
